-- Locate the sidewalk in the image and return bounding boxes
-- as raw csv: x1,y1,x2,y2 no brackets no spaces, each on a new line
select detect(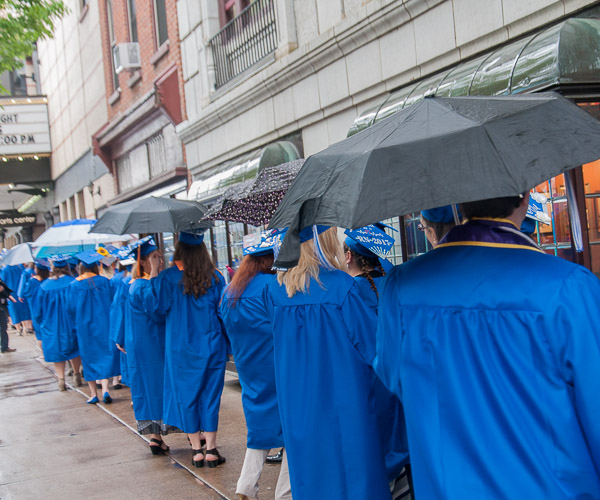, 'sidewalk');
0,332,282,499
